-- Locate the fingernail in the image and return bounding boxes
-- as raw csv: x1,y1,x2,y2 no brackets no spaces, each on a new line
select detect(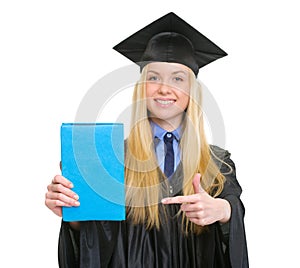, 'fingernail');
73,194,79,200
74,201,80,206
69,183,74,188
